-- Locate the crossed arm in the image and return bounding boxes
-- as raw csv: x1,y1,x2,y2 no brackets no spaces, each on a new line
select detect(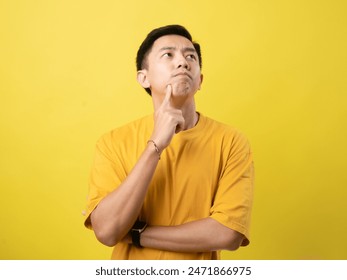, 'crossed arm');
90,142,244,252
90,85,245,253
